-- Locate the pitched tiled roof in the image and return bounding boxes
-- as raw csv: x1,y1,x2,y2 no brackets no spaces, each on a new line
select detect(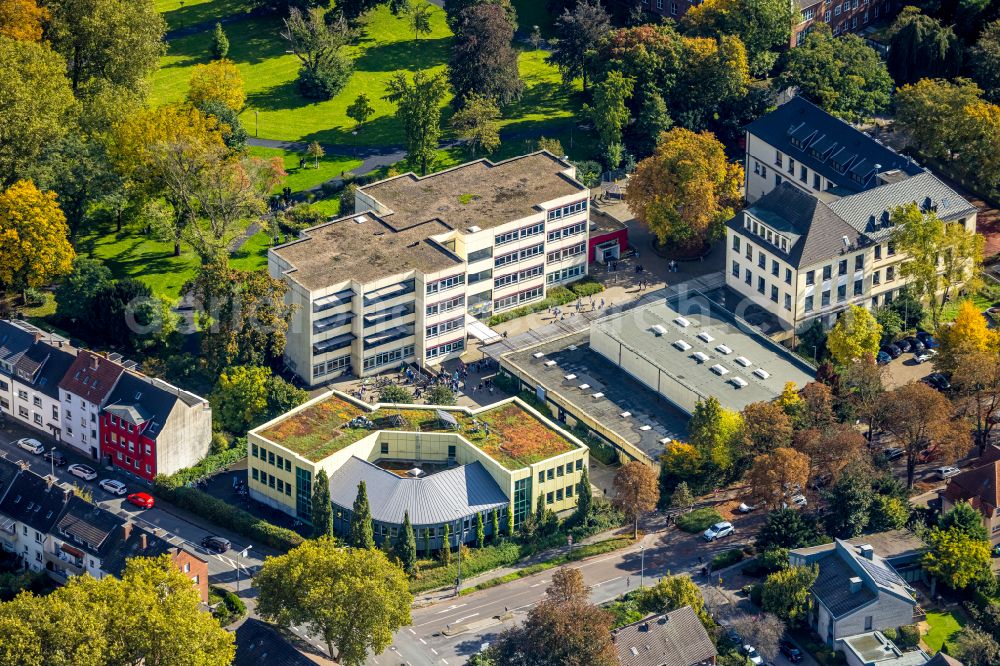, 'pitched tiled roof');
802,539,914,619
59,350,125,405
327,458,509,526
103,373,179,441
101,526,203,579
811,551,879,617
612,606,717,666
234,619,315,666
14,342,76,399
943,452,1000,517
